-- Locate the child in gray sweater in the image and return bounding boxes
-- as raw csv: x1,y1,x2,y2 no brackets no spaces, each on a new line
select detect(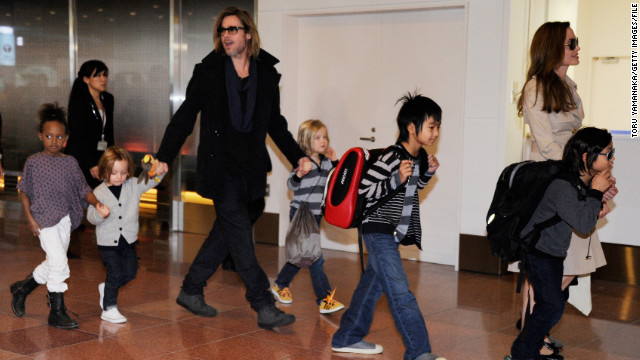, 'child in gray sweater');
87,146,167,323
509,127,614,360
